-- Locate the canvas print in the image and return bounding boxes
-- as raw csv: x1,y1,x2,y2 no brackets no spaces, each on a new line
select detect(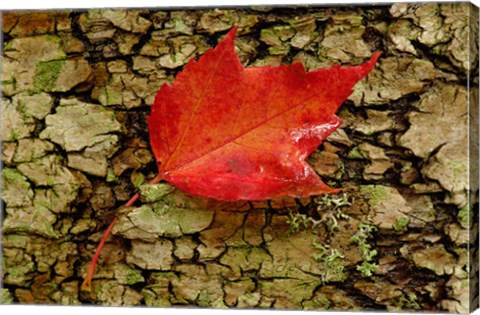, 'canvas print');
0,2,478,313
